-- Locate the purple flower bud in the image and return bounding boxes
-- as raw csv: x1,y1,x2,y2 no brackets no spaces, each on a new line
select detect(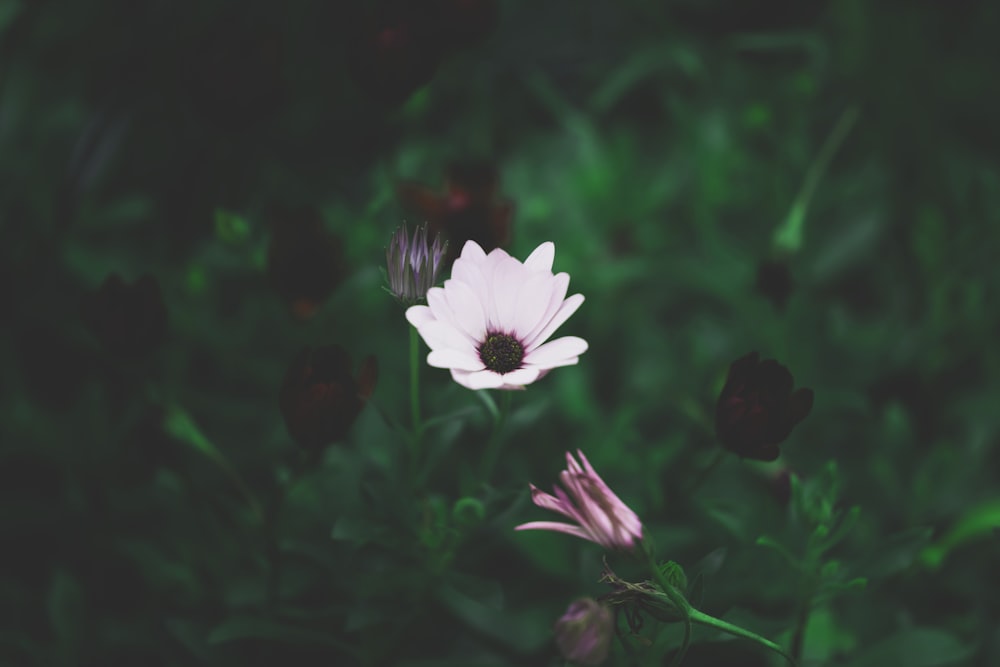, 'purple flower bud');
385,223,447,306
554,598,613,666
